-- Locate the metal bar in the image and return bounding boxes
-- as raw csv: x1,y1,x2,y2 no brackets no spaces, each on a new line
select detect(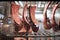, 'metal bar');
6,35,60,37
